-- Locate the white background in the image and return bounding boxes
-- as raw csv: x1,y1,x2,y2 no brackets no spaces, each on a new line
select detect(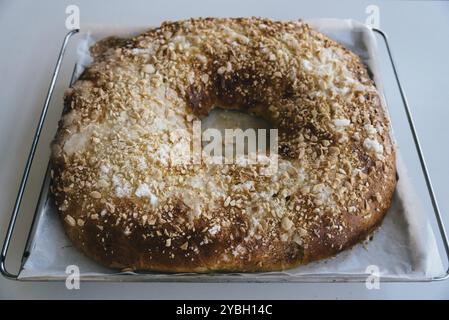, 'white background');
1,0,448,299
